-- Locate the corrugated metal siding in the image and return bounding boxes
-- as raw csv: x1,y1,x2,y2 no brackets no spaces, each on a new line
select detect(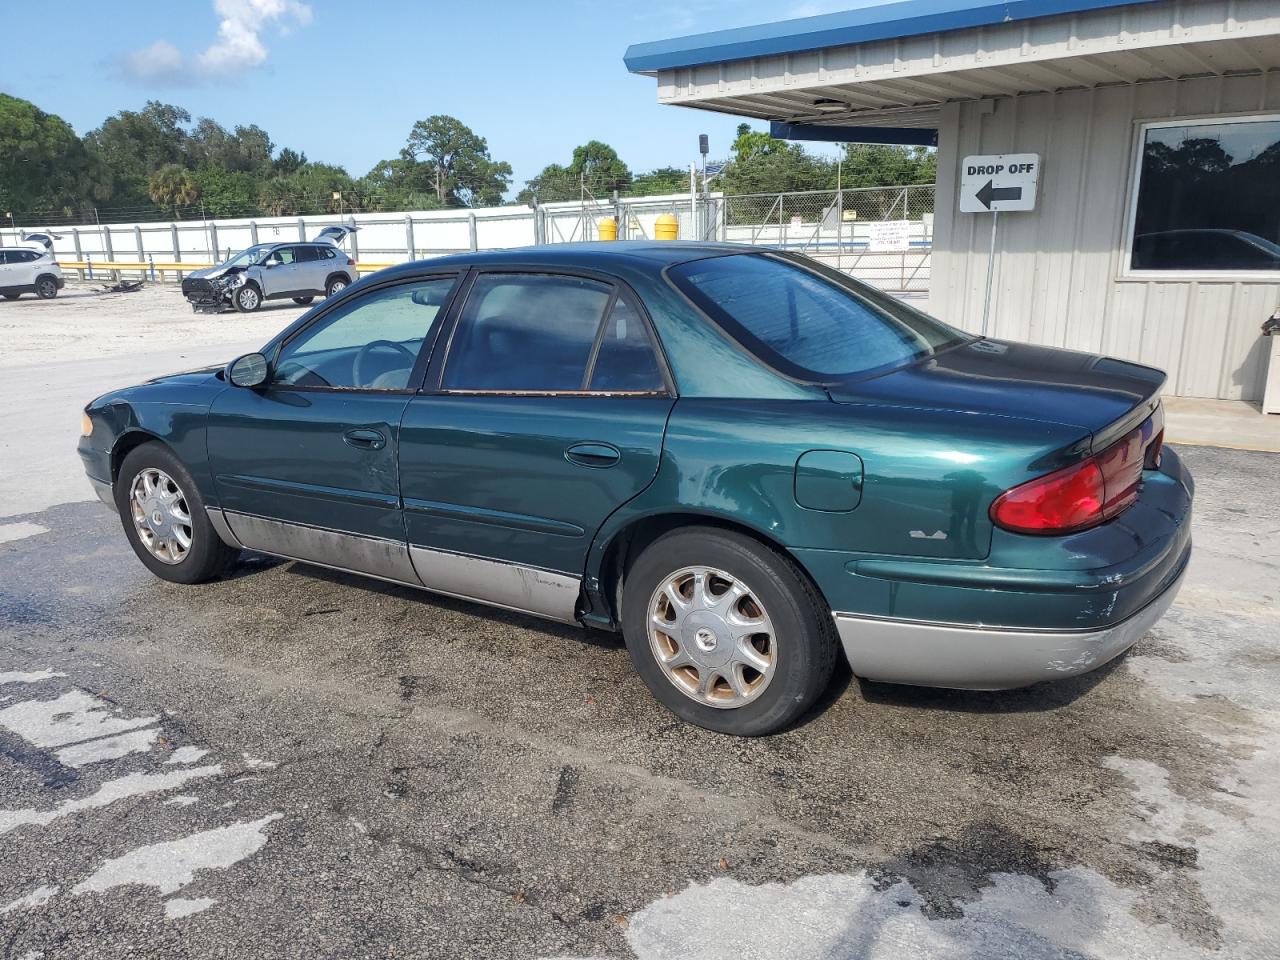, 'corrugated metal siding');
929,73,1280,400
